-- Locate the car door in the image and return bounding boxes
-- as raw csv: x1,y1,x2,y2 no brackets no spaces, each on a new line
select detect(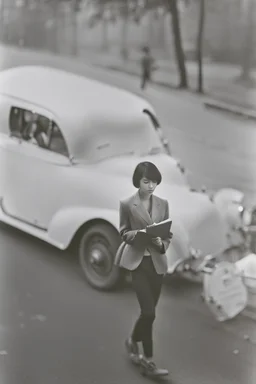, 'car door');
0,132,22,201
2,103,72,229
